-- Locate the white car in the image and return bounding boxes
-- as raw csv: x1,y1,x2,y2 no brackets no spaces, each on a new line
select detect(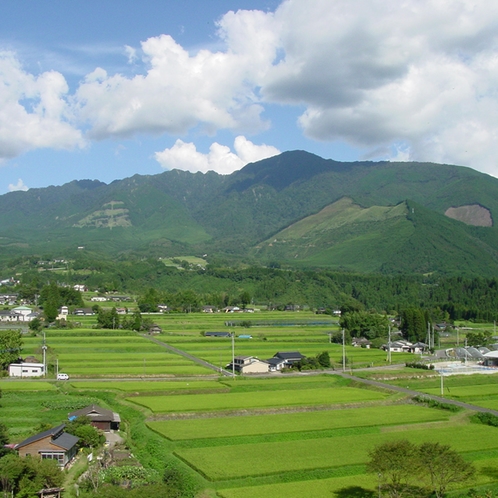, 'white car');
57,373,69,380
